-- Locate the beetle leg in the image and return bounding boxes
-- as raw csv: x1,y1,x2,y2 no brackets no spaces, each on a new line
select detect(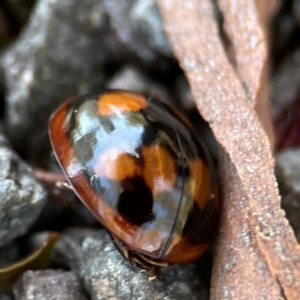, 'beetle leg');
110,233,167,276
